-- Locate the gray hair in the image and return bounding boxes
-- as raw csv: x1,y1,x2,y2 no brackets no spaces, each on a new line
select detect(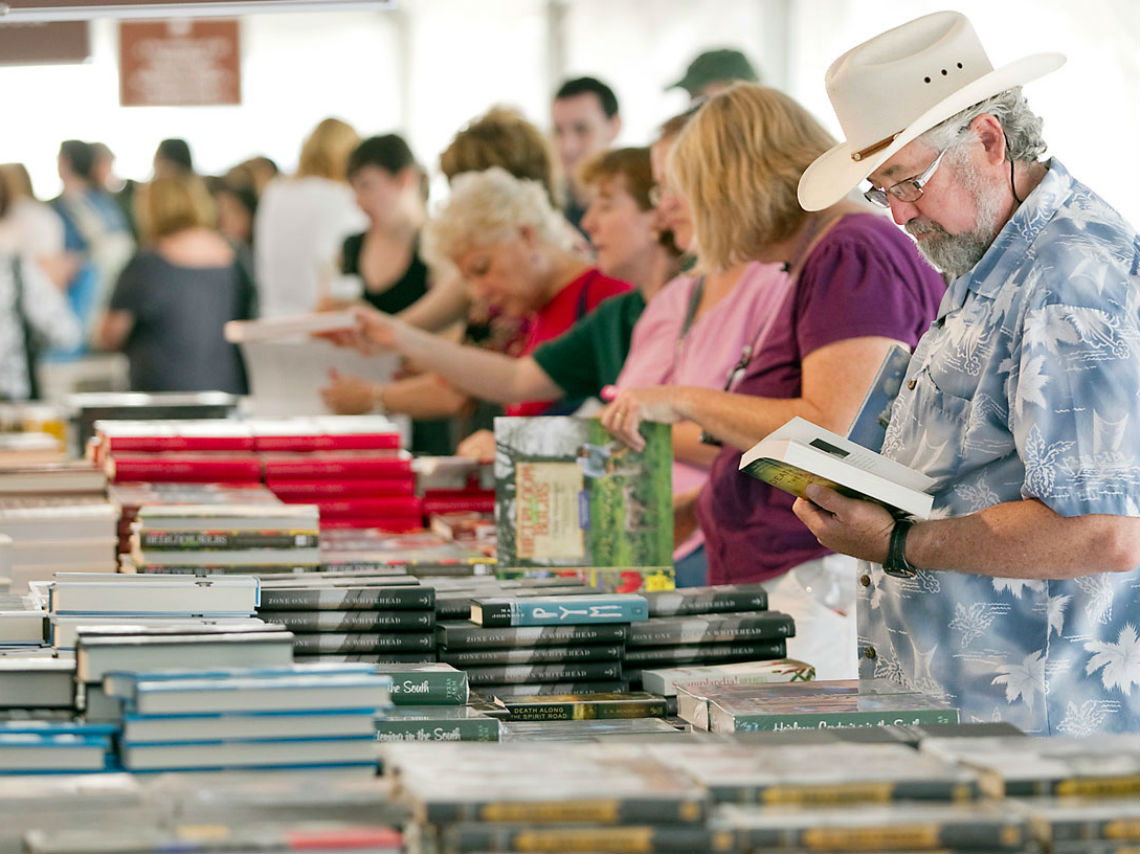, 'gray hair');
918,86,1047,163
